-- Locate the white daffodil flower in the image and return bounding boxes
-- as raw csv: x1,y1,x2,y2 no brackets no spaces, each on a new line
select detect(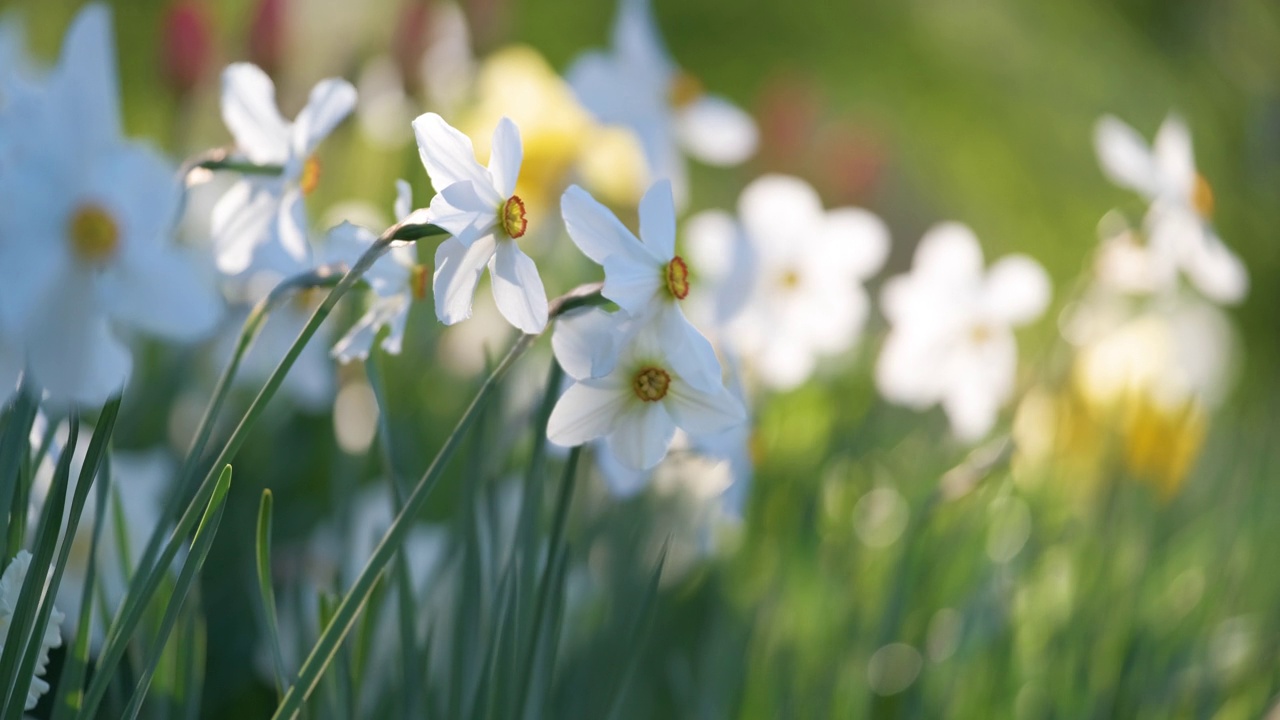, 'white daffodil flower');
687,175,890,390
212,62,356,276
1093,114,1247,305
413,112,549,334
561,180,723,392
876,223,1050,442
0,5,221,406
326,181,432,363
566,0,757,206
0,550,64,710
548,307,744,471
